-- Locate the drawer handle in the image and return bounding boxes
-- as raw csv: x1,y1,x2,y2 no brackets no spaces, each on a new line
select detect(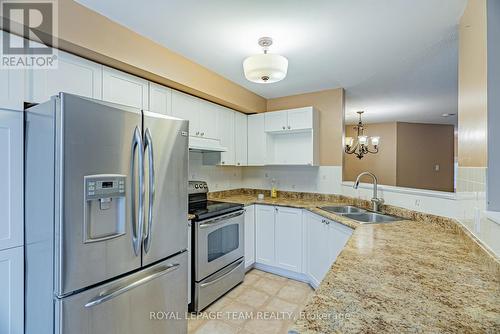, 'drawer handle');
84,263,179,308
200,258,244,288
